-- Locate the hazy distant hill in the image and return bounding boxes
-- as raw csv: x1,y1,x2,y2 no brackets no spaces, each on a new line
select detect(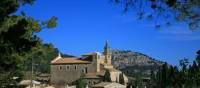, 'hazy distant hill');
111,49,164,77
